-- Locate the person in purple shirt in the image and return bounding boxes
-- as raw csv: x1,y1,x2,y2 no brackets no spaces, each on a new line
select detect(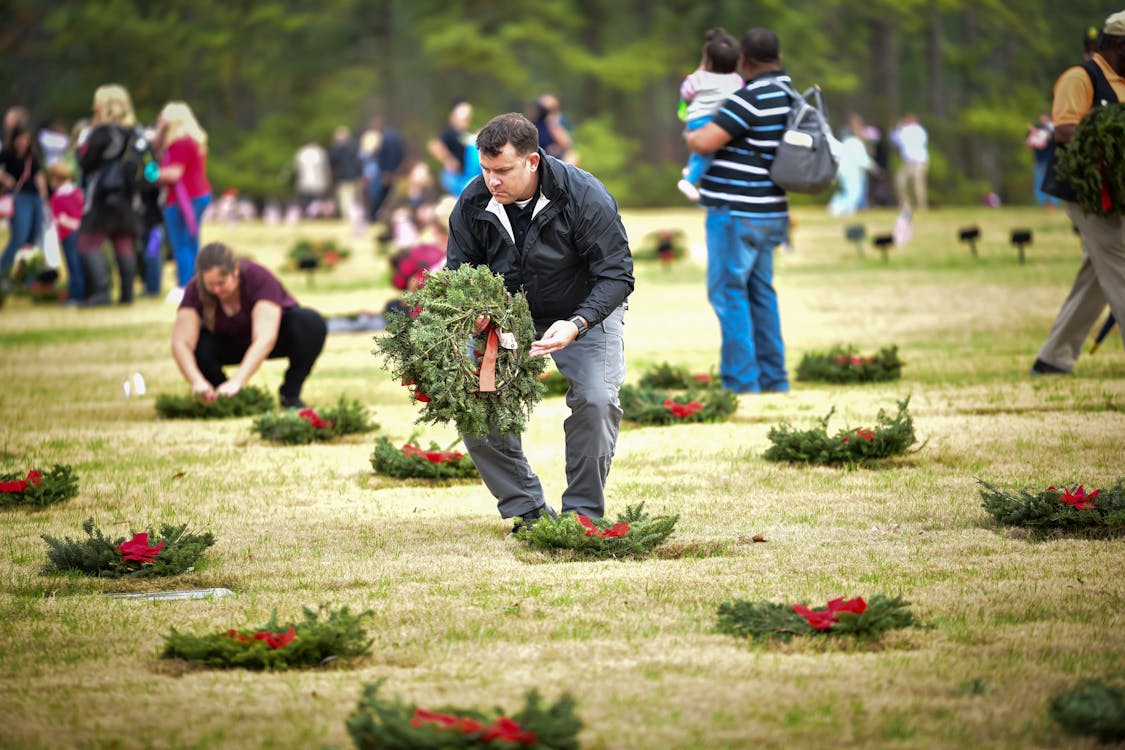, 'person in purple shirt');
171,242,326,408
